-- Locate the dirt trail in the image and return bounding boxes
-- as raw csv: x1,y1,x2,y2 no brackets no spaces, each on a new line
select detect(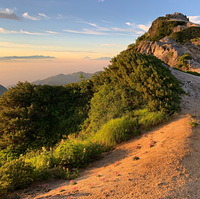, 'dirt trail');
17,69,200,199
